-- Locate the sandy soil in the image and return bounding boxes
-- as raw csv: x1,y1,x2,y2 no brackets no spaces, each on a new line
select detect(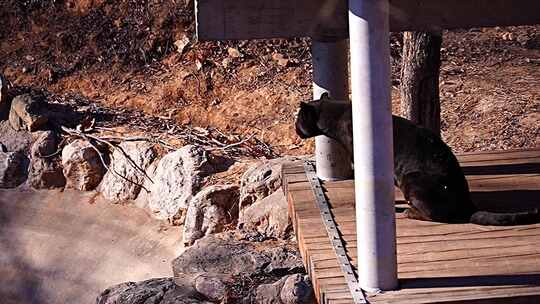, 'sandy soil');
0,189,183,304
